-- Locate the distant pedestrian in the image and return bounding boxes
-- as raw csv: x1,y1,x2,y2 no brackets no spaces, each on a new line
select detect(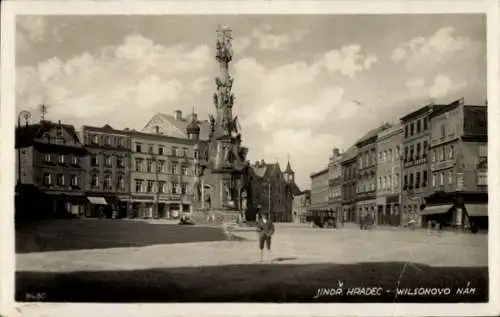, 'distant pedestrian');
256,213,275,263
